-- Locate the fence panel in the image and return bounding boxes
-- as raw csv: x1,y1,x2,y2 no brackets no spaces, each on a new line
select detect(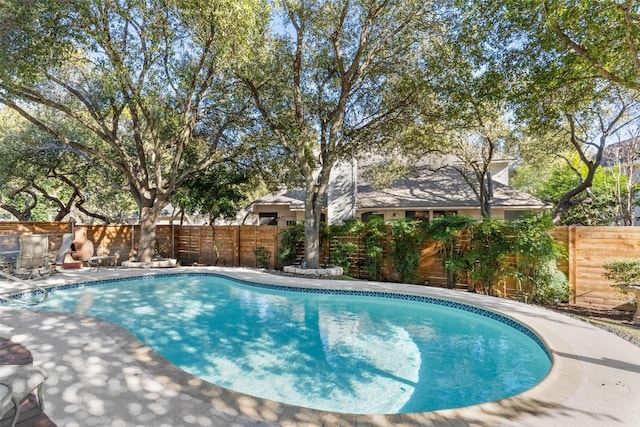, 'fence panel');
2,222,640,309
572,226,640,308
237,226,279,269
86,224,134,262
417,241,446,287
